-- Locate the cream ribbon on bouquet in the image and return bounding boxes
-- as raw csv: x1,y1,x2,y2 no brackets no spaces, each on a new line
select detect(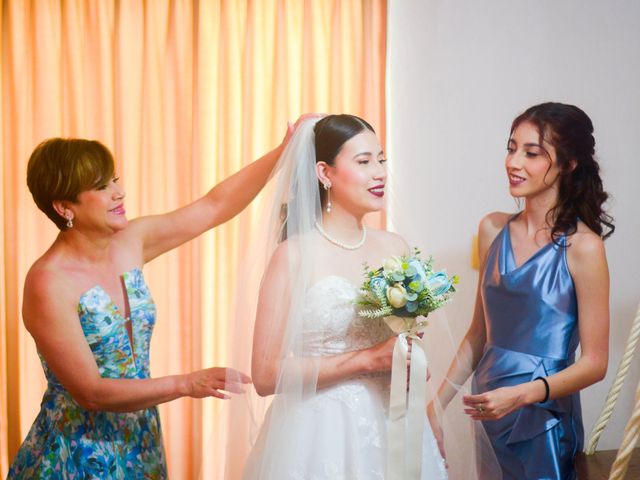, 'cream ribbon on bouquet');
385,316,429,480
